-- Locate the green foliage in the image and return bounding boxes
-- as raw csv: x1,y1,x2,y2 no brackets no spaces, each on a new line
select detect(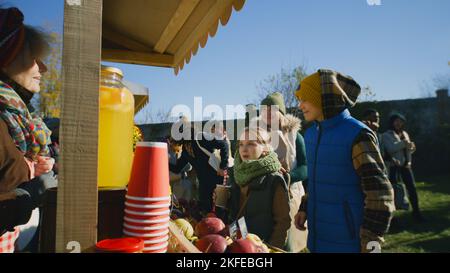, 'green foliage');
39,31,62,118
